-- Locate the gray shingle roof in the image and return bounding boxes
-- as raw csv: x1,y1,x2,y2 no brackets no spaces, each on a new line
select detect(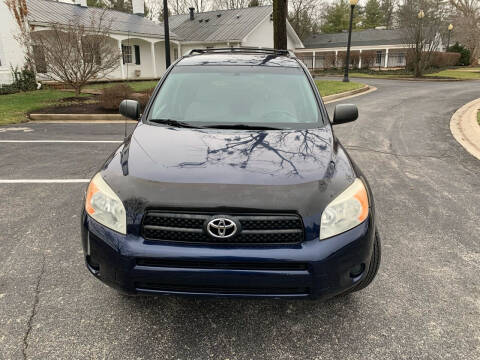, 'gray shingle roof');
303,29,404,49
27,0,178,39
170,6,273,42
